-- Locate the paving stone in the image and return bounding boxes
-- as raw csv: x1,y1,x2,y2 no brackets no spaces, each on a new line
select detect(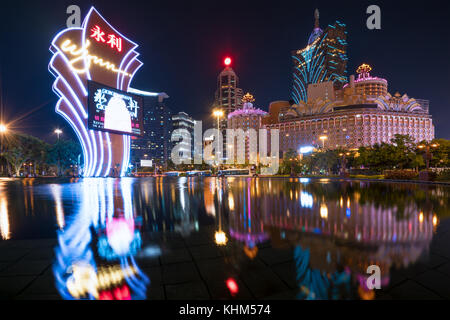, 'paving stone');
165,281,210,300
135,256,160,268
430,232,450,259
206,278,253,300
146,286,165,300
160,248,192,265
189,244,223,261
388,280,442,300
0,262,12,272
0,276,36,299
436,262,450,278
240,268,290,299
413,270,450,299
183,233,213,247
19,274,59,295
394,263,430,279
261,289,297,300
0,248,32,262
162,262,202,285
197,257,239,282
21,248,55,261
14,294,62,300
257,247,293,266
0,260,51,276
384,269,408,288
271,261,297,289
141,266,163,286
